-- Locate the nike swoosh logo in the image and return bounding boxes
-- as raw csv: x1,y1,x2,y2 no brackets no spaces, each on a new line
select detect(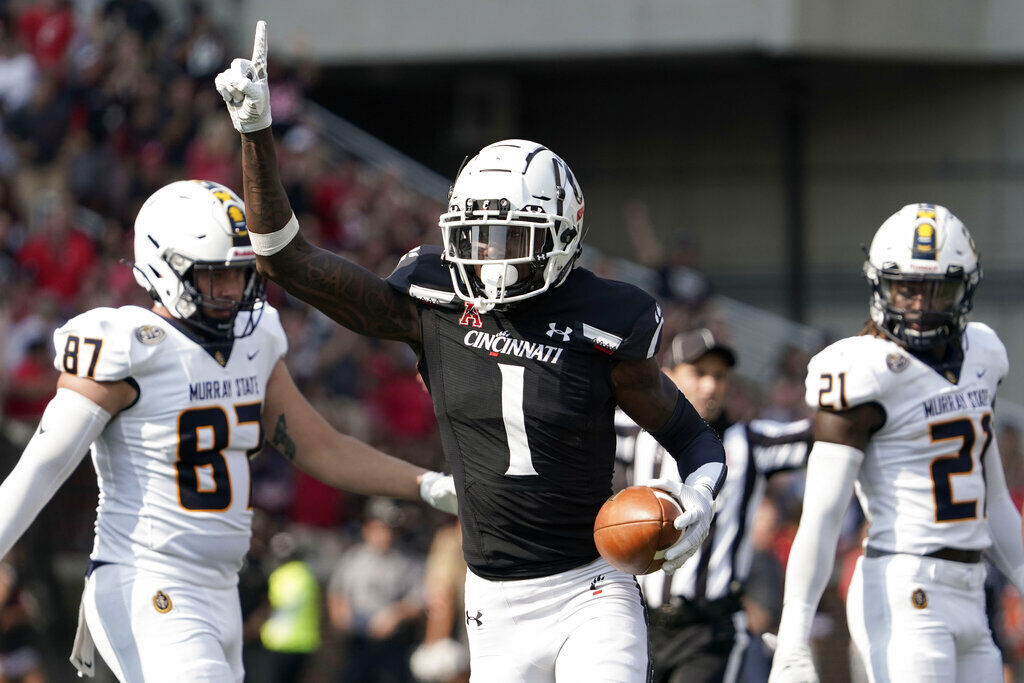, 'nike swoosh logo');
977,369,987,378
247,351,259,361
38,426,46,435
